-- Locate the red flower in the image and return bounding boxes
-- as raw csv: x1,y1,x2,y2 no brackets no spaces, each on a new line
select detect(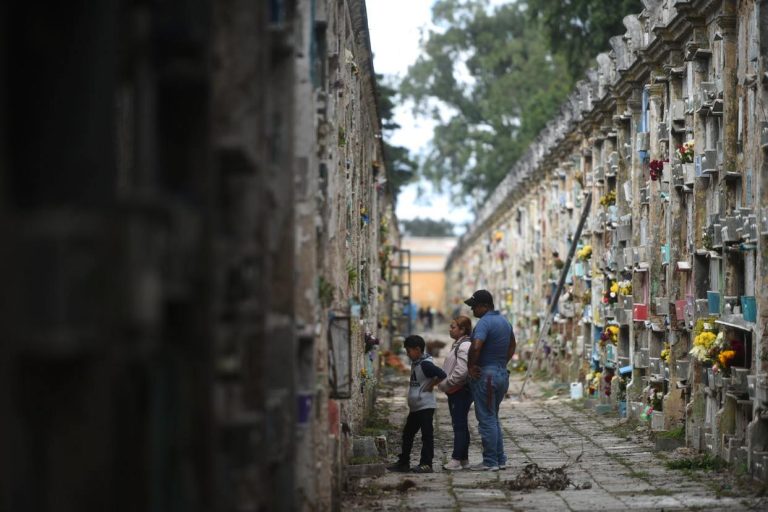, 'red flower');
649,159,665,181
